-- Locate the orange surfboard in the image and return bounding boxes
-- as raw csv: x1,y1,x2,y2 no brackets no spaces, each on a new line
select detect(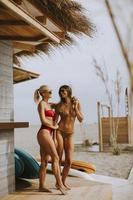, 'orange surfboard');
62,160,96,174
